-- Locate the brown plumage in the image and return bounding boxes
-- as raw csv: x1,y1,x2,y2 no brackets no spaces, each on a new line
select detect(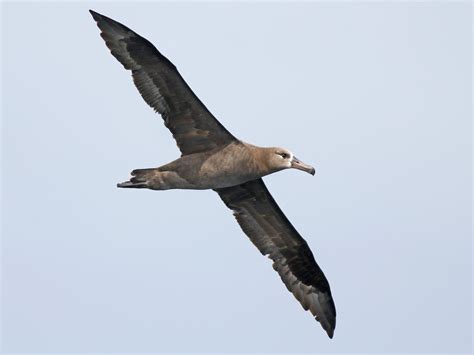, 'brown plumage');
90,10,336,338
